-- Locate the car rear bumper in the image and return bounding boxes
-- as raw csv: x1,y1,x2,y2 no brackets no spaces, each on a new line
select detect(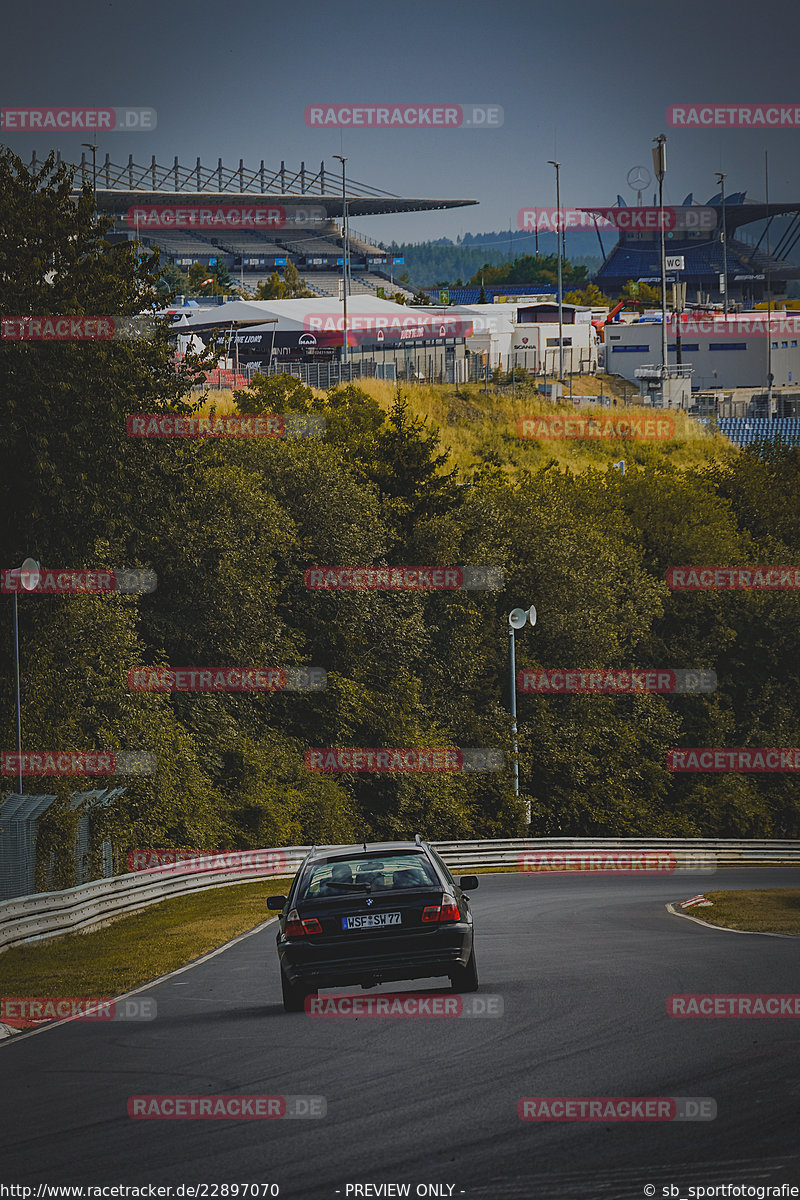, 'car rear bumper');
278,925,473,988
